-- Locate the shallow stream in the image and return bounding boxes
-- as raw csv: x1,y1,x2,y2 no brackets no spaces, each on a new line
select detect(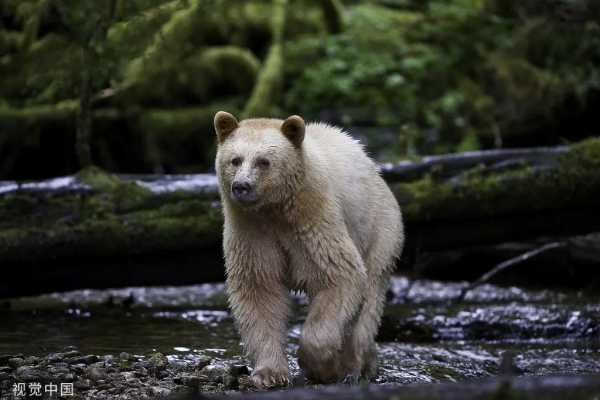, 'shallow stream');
1,277,599,387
